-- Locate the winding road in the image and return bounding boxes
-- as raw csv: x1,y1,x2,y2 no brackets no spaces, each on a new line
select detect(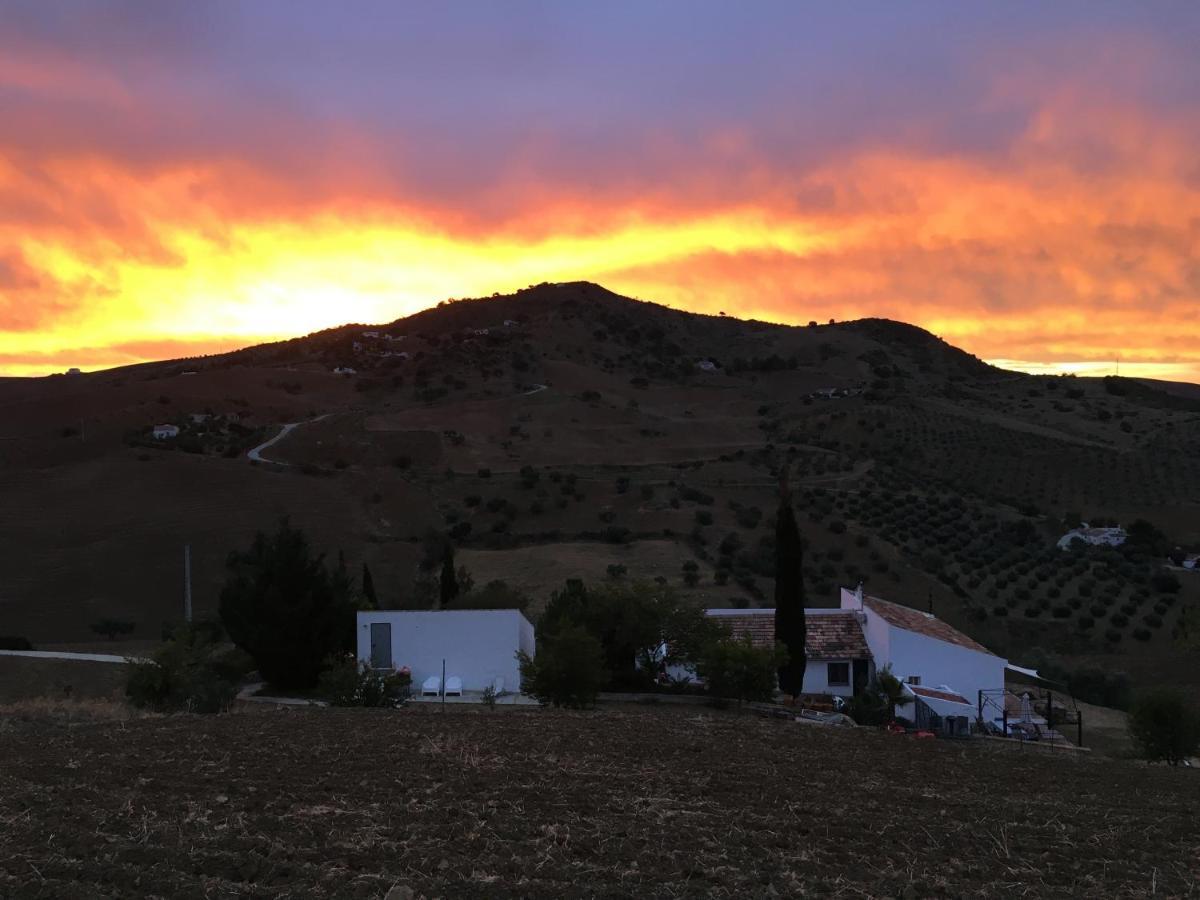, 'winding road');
247,414,330,465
